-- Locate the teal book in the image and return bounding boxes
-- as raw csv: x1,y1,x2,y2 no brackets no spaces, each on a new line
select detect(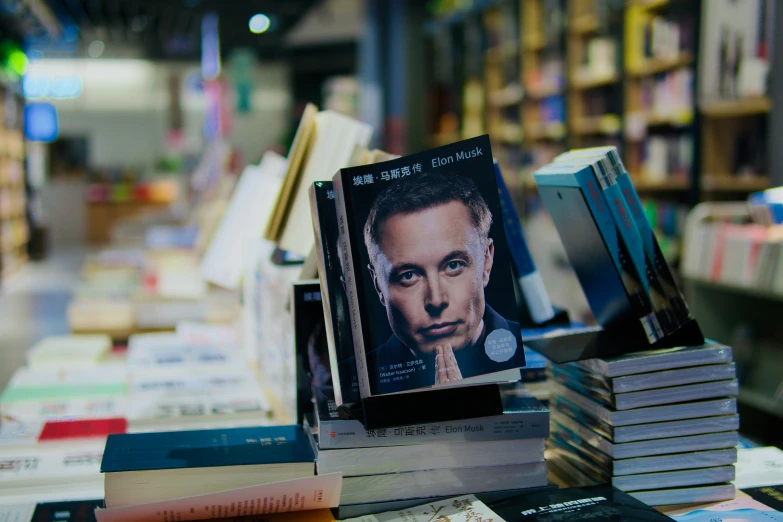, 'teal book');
101,425,314,473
